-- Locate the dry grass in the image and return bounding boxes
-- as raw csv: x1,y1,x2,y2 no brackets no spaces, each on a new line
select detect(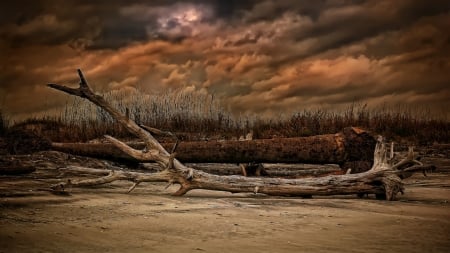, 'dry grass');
0,109,9,136
3,90,449,144
254,104,449,144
